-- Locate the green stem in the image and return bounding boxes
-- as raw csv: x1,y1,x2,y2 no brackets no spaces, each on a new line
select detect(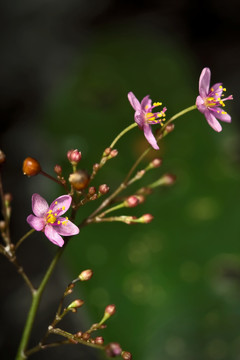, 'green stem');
16,248,64,360
110,122,137,149
98,202,125,218
15,229,35,250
